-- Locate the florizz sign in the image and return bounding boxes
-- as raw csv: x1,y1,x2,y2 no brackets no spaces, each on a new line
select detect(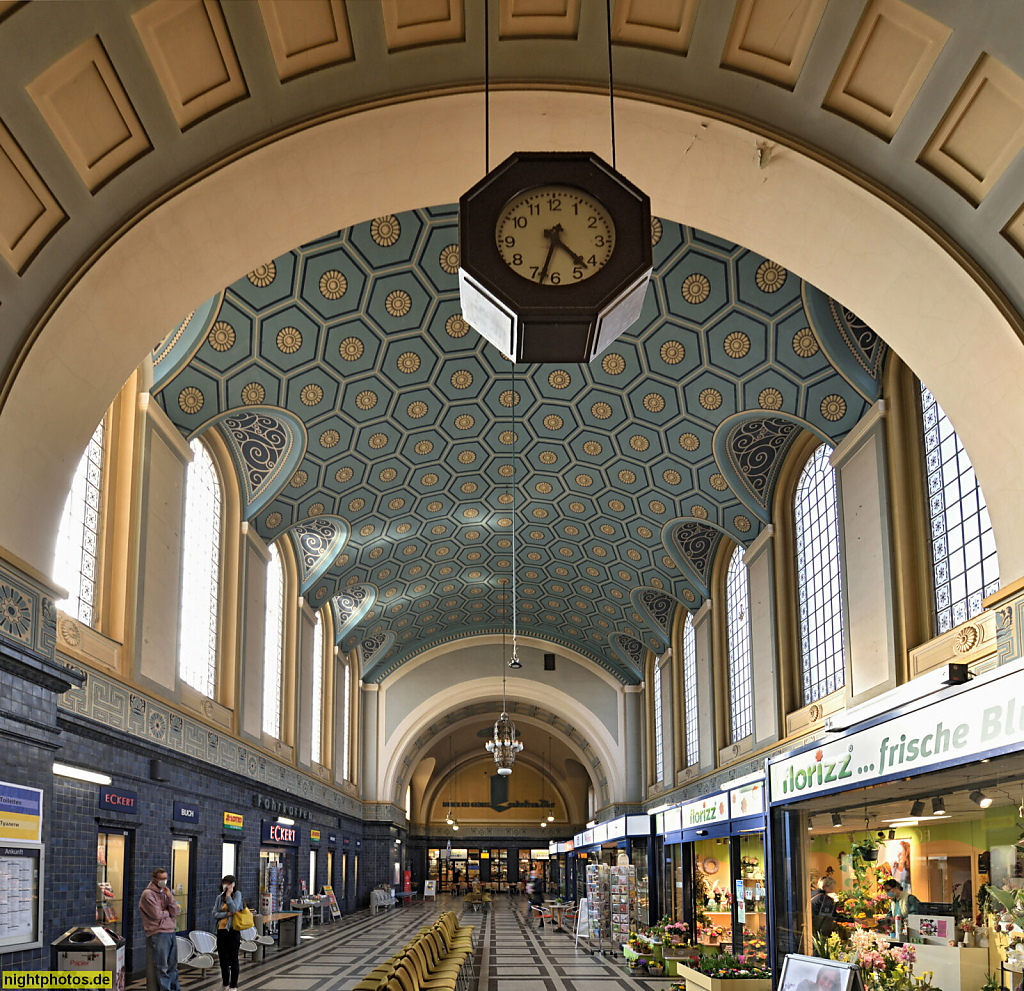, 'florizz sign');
769,667,1024,802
